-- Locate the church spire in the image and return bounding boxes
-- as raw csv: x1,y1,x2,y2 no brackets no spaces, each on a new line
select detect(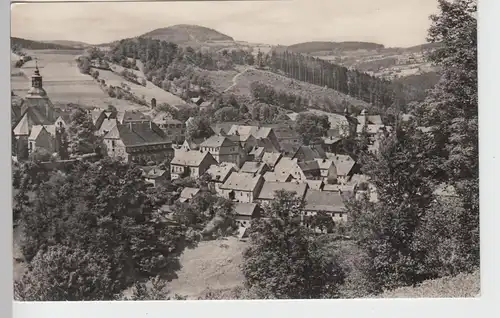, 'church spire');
31,58,43,89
